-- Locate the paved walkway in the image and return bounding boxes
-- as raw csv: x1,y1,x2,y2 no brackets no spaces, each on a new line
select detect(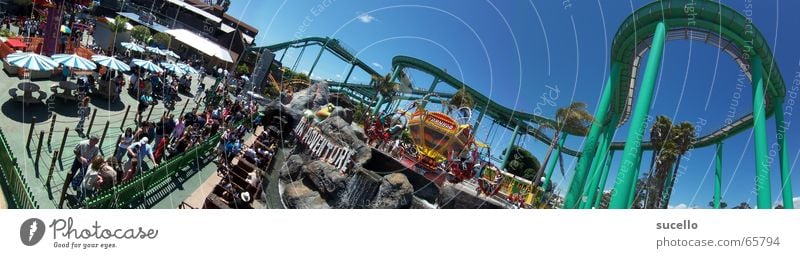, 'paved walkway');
0,61,217,208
